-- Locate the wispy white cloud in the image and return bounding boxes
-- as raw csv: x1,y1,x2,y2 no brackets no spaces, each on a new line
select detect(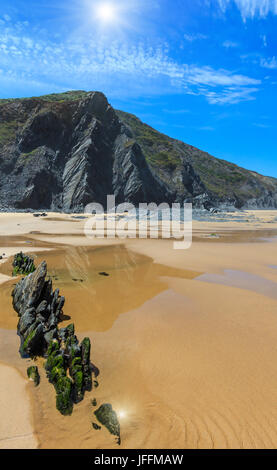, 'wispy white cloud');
0,19,261,105
163,108,190,114
184,33,208,42
260,56,277,69
185,66,260,87
223,40,239,48
205,86,259,104
261,34,267,47
197,126,215,131
253,122,272,128
216,0,277,20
